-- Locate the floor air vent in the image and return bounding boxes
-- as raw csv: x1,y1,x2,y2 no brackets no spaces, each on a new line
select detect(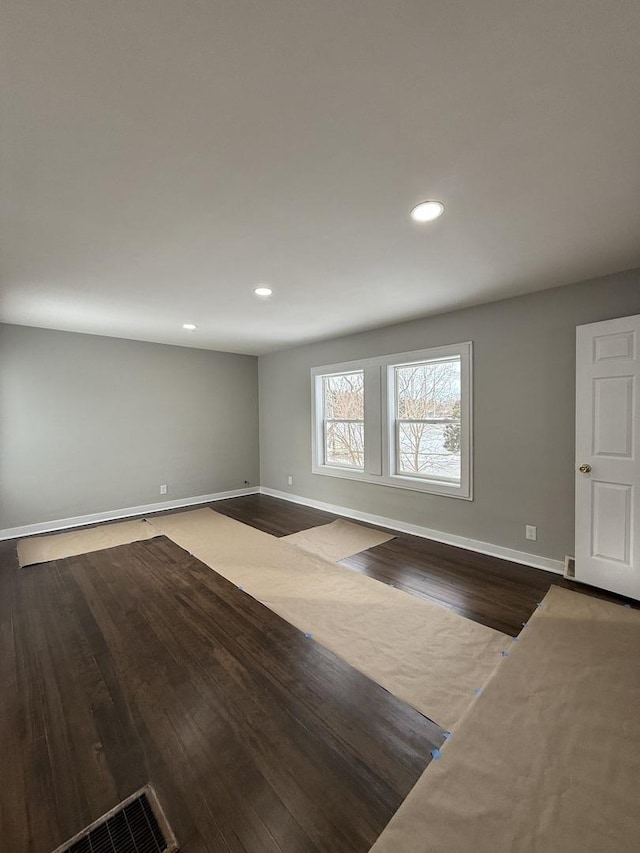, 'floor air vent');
52,786,178,853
